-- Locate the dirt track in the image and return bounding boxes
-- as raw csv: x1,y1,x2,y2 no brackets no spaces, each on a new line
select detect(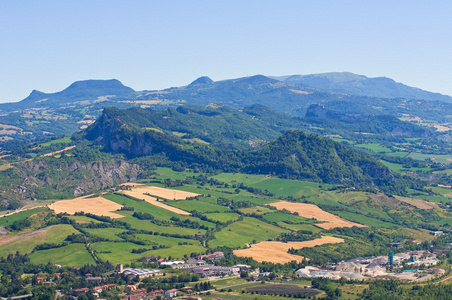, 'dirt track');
0,225,57,246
